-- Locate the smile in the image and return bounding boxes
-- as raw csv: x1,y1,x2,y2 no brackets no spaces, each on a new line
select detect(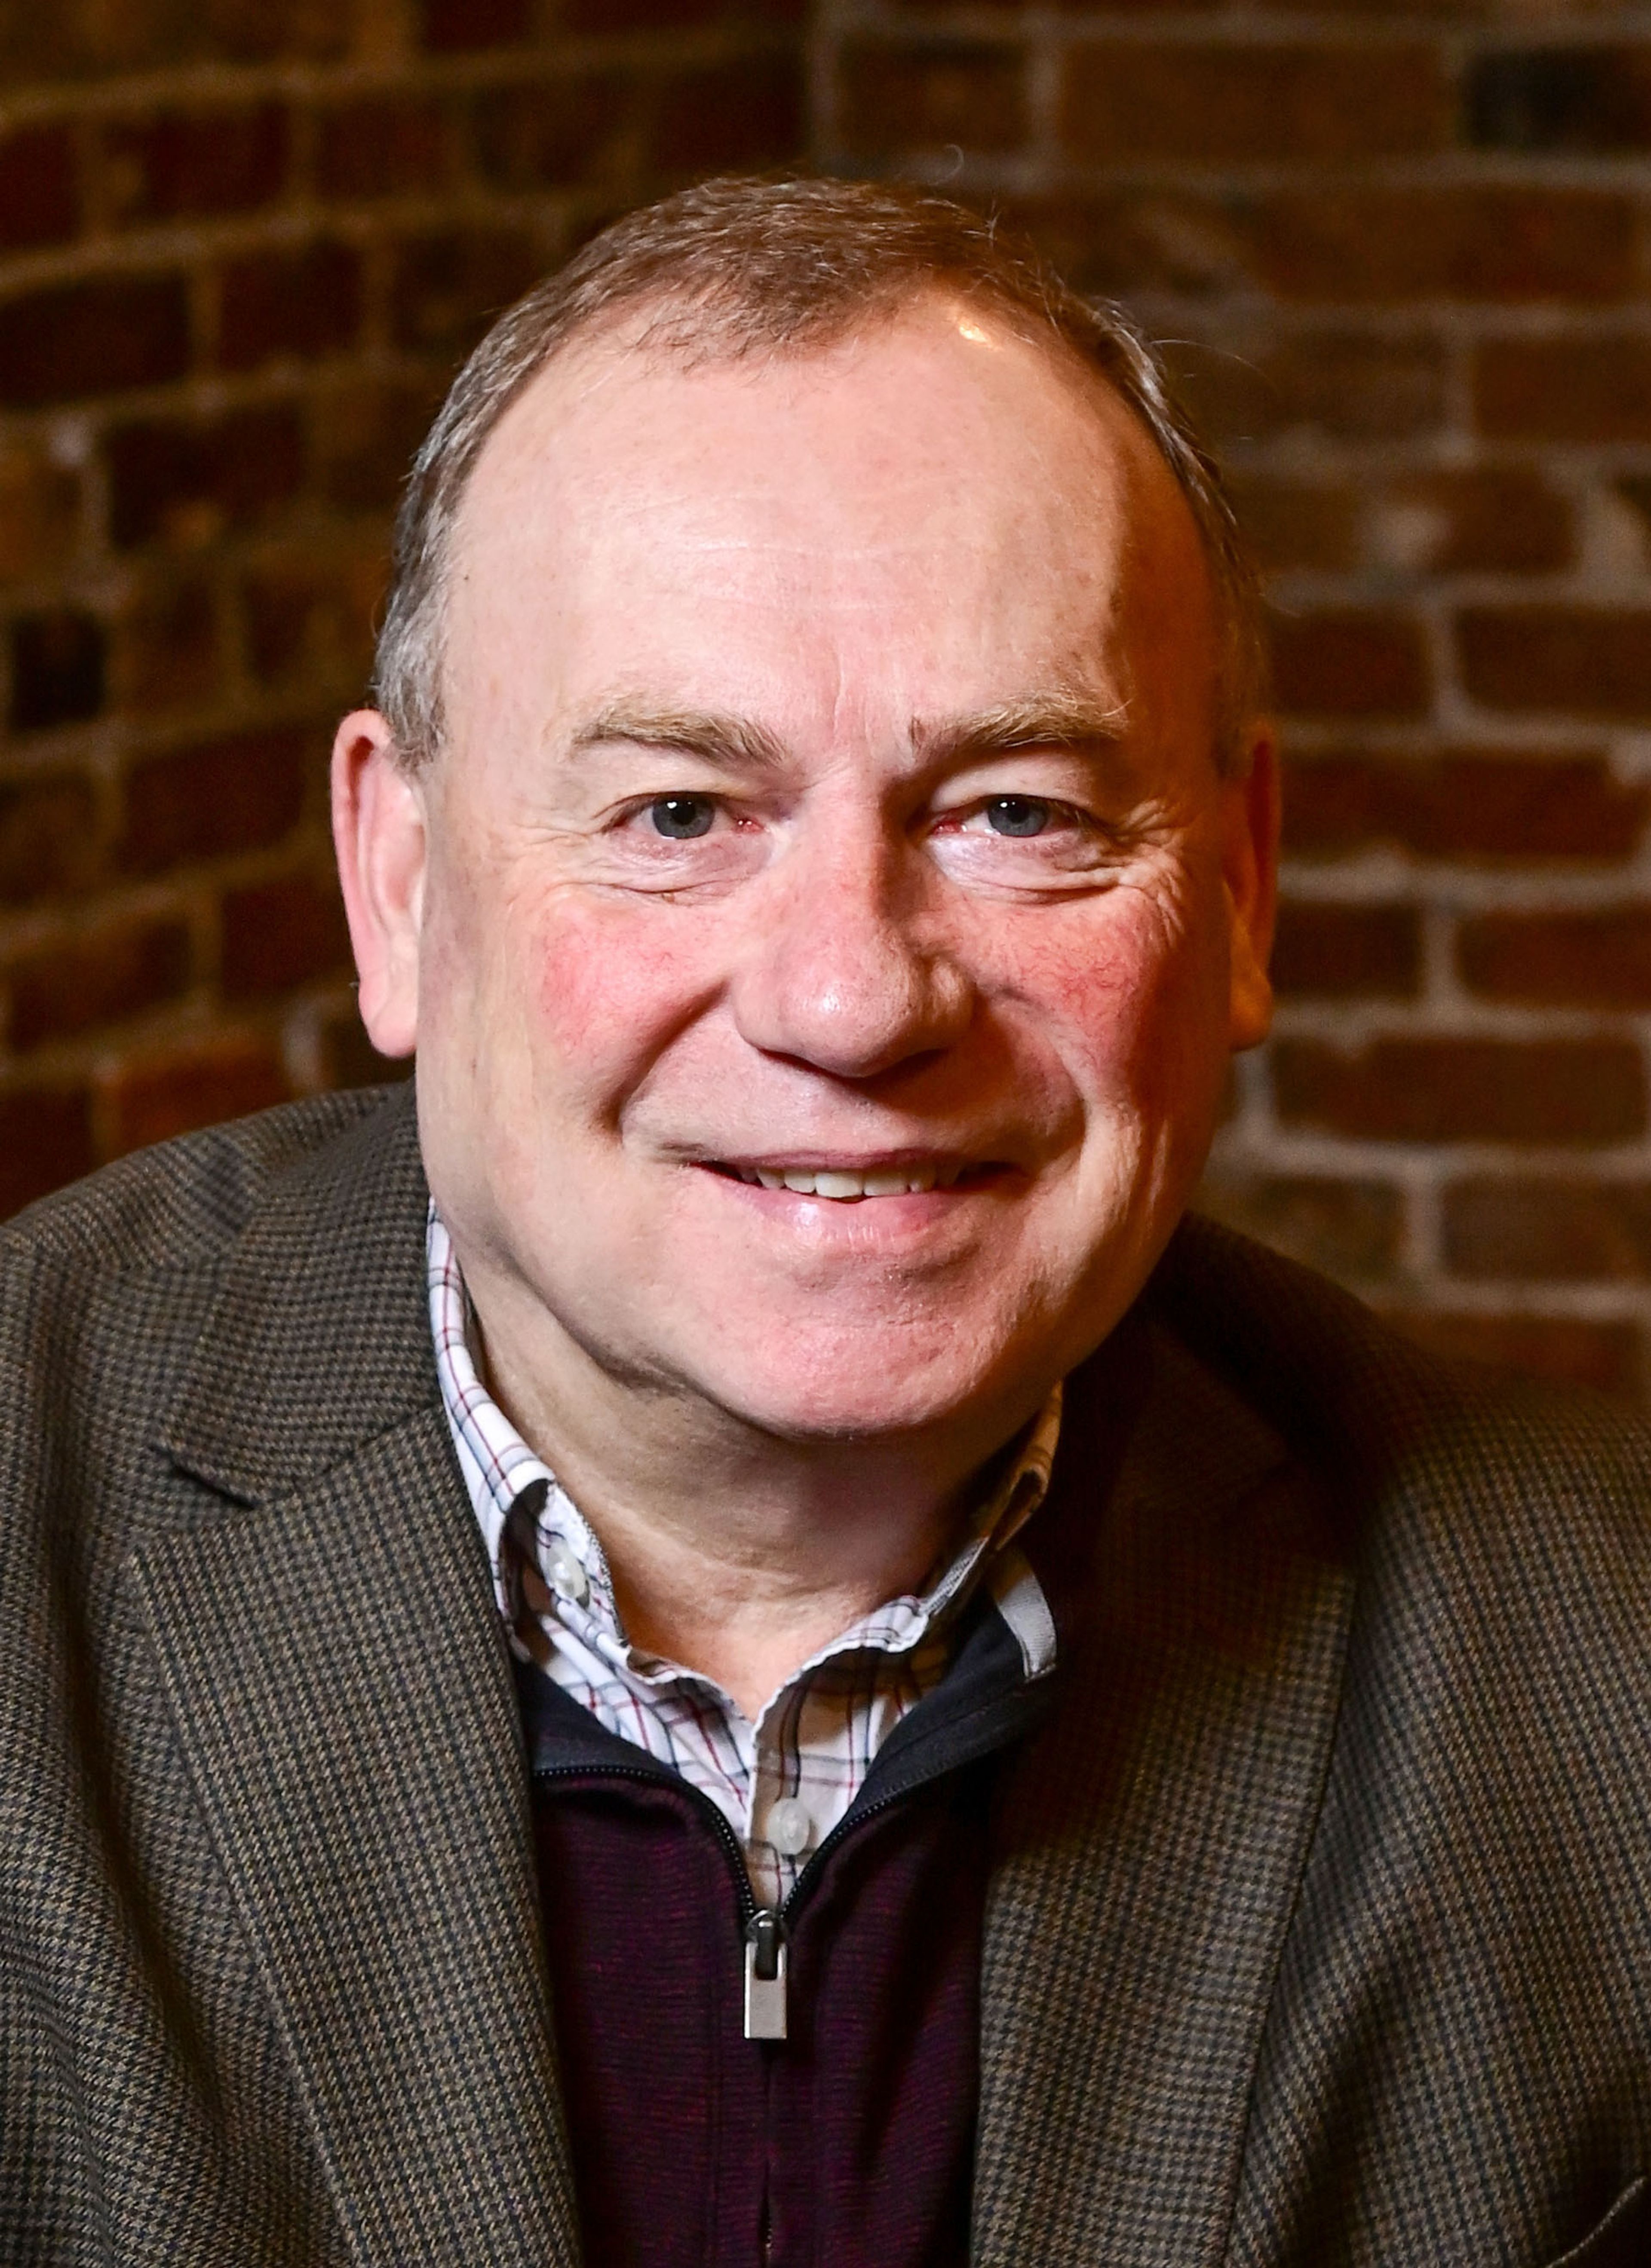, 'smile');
707,1160,987,1200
